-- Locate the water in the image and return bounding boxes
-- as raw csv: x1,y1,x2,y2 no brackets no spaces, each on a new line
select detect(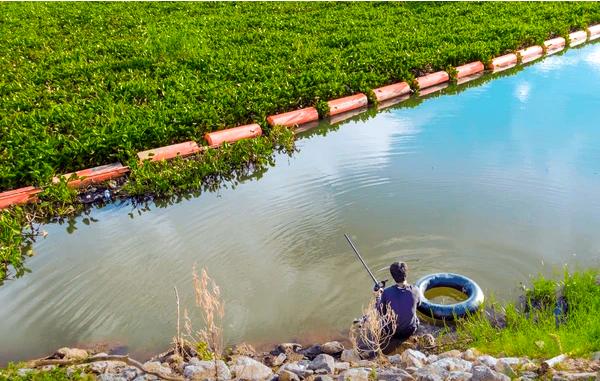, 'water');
2,43,600,364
